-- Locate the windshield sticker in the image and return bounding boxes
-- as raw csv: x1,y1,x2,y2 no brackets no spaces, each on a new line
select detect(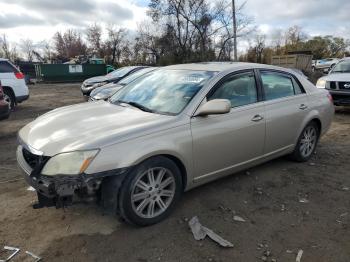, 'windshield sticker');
179,76,206,83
